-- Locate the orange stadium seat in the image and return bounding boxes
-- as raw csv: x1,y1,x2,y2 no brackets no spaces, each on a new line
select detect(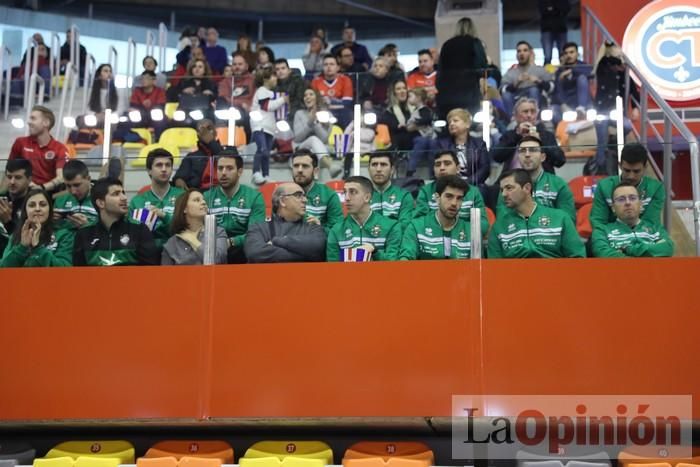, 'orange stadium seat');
486,207,496,226
44,441,134,463
325,180,347,215
178,457,223,467
144,441,233,464
241,458,324,467
576,203,594,239
568,176,605,208
137,458,179,467
216,126,248,147
344,442,433,464
343,458,430,467
258,181,284,219
619,446,700,467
